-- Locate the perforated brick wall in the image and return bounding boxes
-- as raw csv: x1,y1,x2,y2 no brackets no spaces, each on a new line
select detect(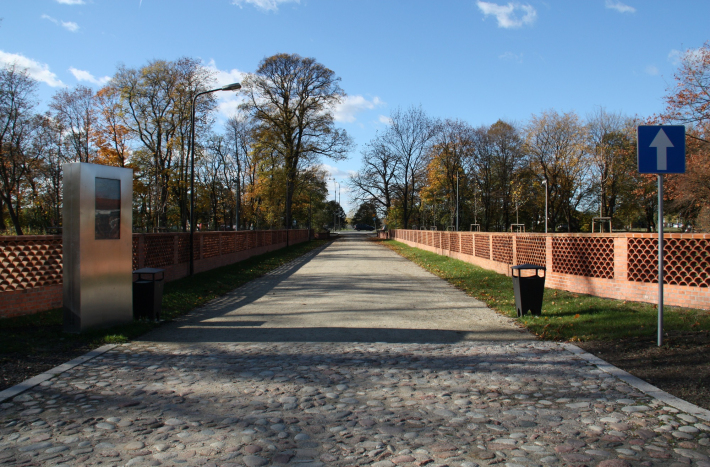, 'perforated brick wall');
389,230,710,310
475,234,490,259
0,236,62,292
517,236,547,268
144,234,176,268
1,229,310,317
628,237,710,287
492,235,513,265
552,237,614,279
461,234,473,256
